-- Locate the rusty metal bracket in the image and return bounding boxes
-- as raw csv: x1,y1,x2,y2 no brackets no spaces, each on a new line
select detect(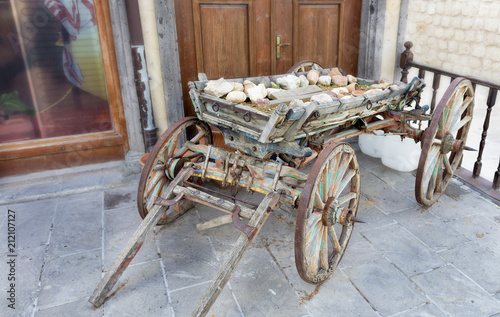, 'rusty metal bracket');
154,193,185,206
232,205,257,239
